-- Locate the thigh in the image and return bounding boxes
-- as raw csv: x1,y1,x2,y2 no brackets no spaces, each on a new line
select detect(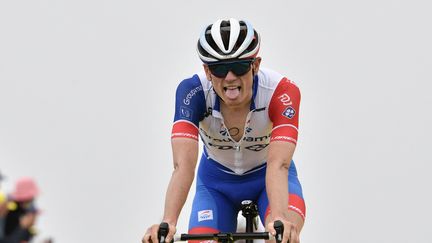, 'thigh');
188,178,239,233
